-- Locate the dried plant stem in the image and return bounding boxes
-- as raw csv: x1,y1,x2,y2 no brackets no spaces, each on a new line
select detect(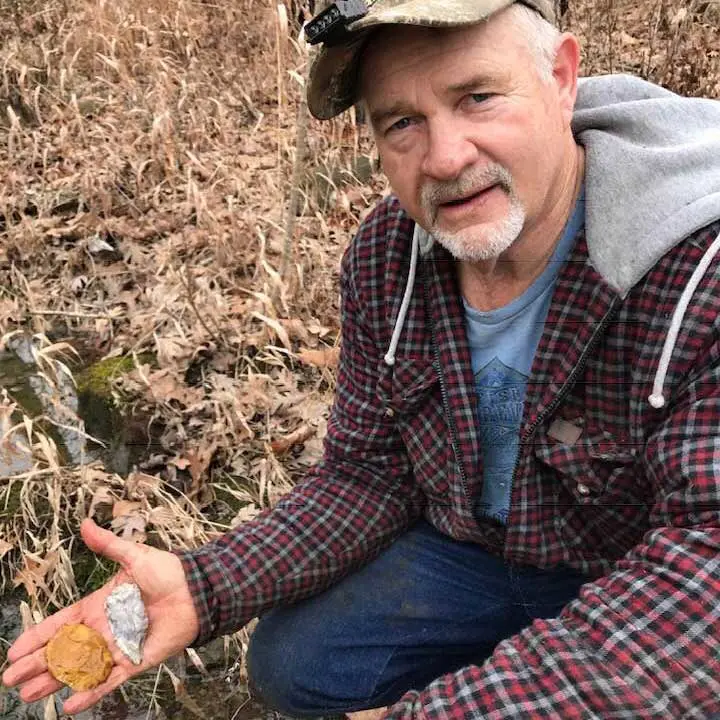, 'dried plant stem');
180,262,224,347
27,309,113,320
280,68,310,281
